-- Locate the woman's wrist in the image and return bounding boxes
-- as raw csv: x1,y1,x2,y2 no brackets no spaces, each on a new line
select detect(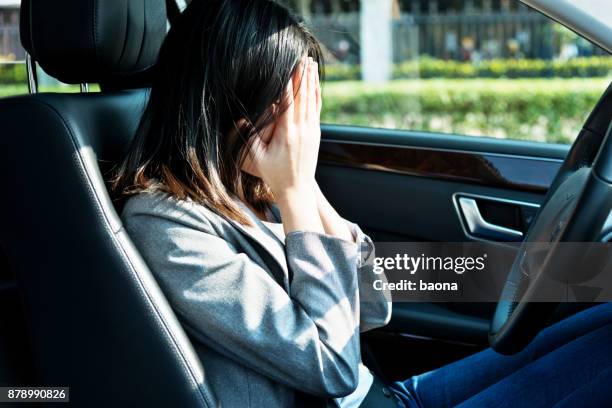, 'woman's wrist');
275,183,324,235
312,181,355,242
273,181,317,205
